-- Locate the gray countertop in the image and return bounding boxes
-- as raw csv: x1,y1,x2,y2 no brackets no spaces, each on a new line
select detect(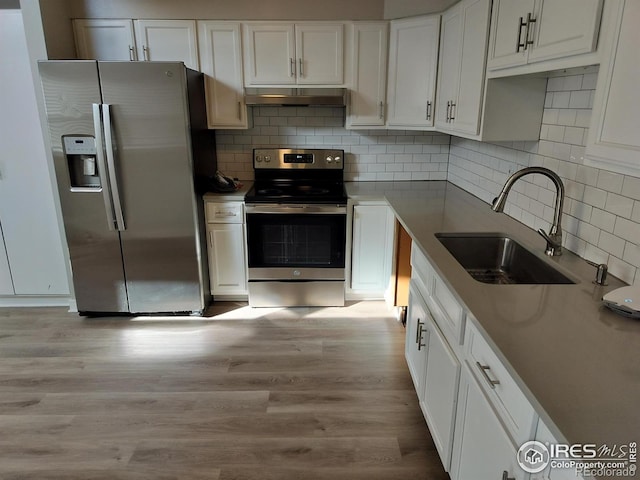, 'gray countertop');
347,180,640,449
203,182,253,201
